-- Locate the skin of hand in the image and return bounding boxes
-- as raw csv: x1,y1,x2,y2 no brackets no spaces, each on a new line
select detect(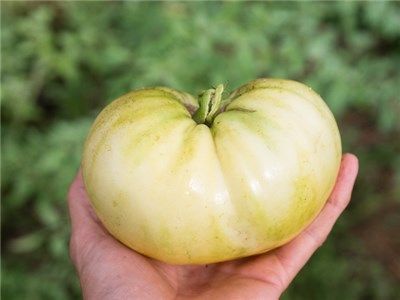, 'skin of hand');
68,153,358,300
